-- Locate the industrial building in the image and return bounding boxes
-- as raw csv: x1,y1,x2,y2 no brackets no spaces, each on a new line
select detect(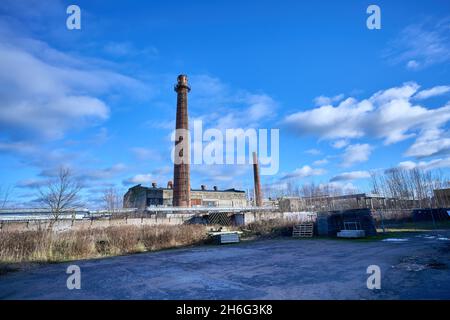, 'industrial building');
279,193,410,211
434,188,450,207
123,183,247,209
